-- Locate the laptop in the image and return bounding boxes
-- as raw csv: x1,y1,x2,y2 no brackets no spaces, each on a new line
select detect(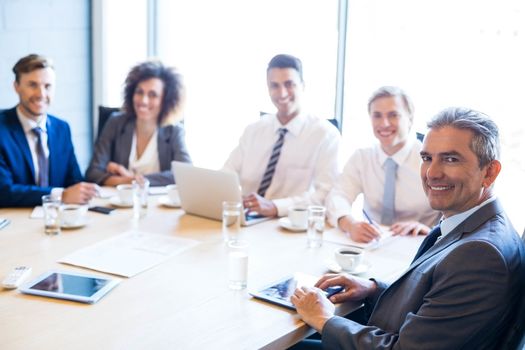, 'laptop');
172,161,272,226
